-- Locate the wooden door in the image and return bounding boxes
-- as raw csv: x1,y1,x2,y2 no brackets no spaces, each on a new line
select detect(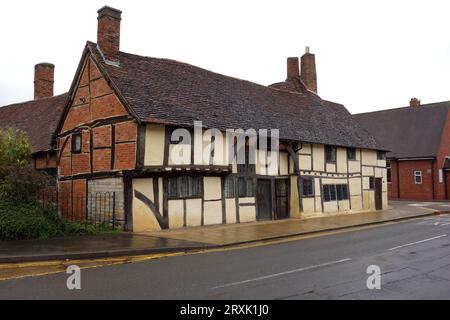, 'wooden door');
275,179,289,219
375,178,383,210
256,179,272,220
